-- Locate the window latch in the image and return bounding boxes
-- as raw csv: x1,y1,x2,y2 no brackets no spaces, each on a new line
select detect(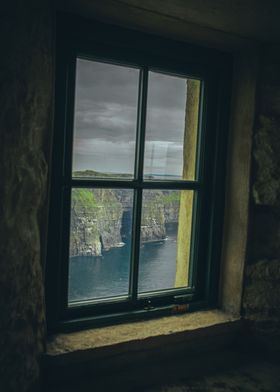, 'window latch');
144,300,154,310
